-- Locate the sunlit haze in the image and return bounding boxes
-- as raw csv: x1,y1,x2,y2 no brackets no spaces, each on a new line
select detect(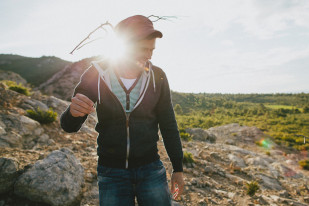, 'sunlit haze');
1,0,309,93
